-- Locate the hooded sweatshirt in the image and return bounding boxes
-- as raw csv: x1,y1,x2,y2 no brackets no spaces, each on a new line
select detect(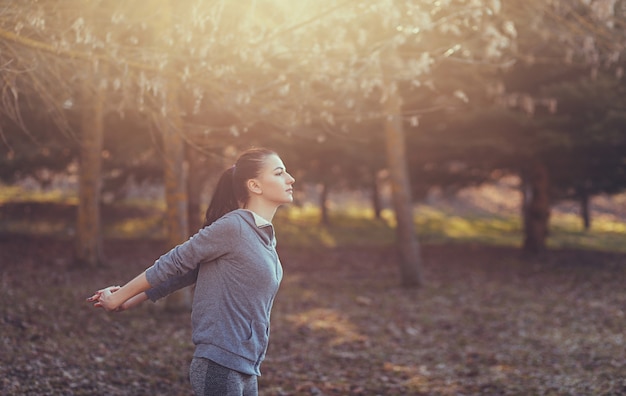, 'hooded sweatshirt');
144,209,283,376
